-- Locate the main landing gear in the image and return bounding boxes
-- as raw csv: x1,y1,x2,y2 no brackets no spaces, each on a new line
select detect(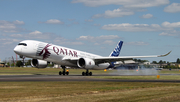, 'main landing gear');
59,66,69,75
82,69,92,76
